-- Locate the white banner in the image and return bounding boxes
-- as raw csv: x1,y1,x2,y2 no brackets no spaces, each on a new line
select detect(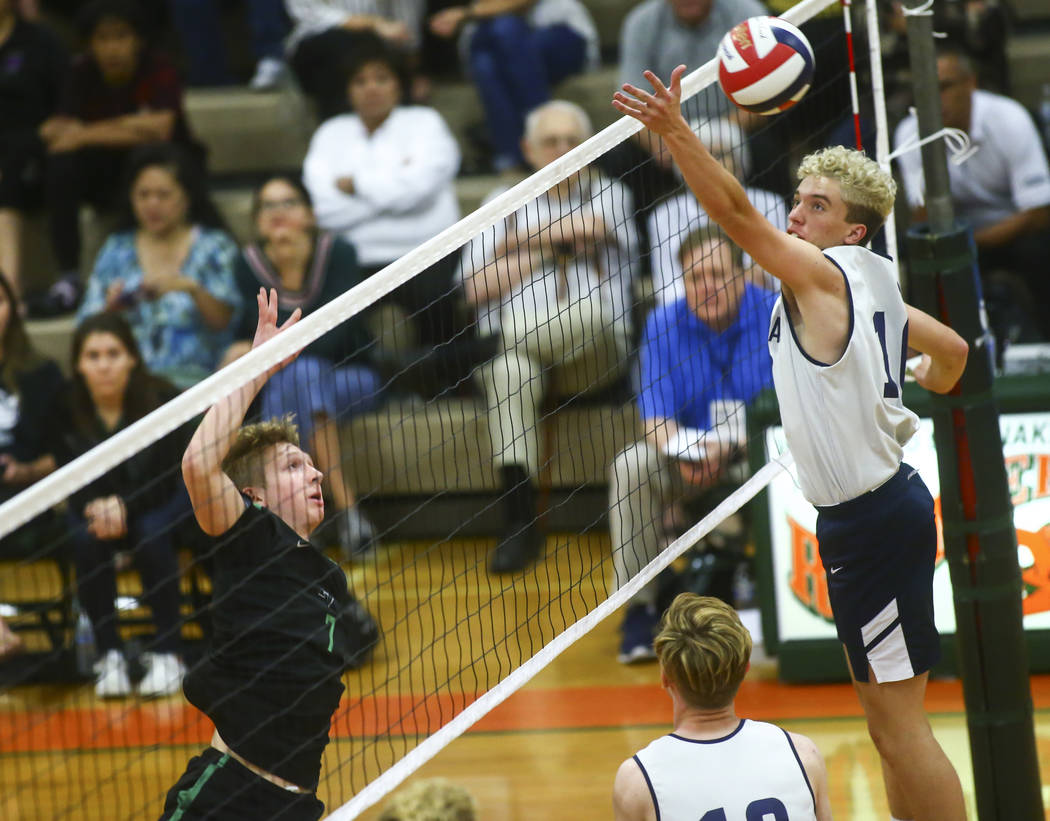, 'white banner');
766,413,1050,643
